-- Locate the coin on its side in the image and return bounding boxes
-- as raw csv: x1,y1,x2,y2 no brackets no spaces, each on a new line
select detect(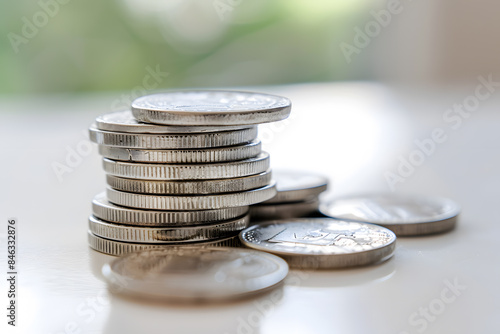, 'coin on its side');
131,90,291,126
98,140,261,163
101,247,289,301
320,194,460,236
250,198,320,221
240,218,396,269
92,192,249,226
263,169,328,204
96,110,250,133
106,183,277,210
